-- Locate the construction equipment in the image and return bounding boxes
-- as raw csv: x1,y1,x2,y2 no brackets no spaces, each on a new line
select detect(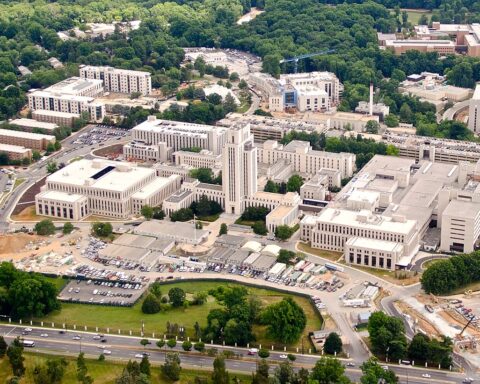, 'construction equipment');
279,49,336,74
458,316,475,338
